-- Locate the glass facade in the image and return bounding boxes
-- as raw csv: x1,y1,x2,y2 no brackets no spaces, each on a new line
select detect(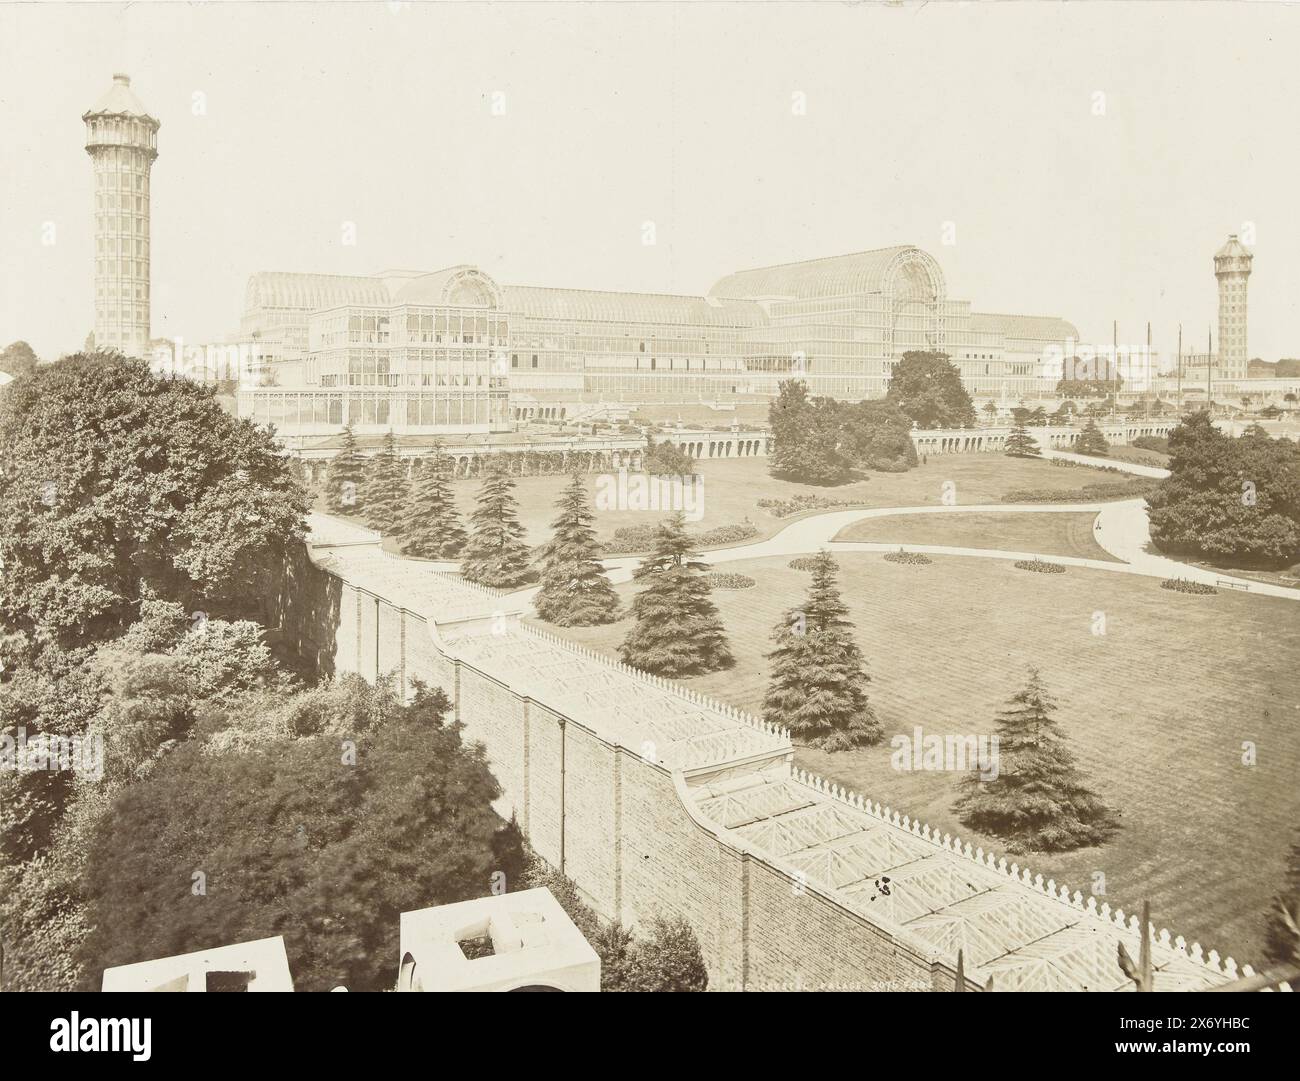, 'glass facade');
235,248,1080,437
